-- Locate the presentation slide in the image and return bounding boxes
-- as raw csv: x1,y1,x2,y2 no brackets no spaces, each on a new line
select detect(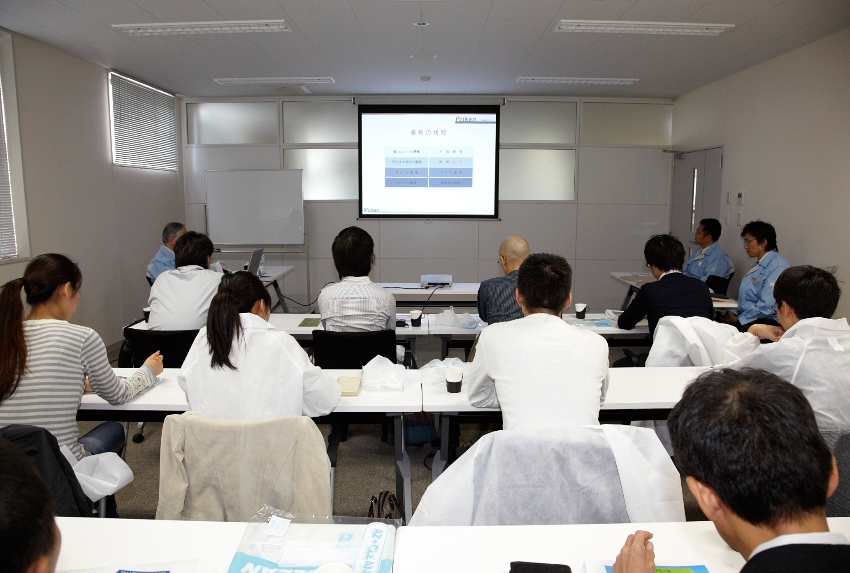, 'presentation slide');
359,105,499,218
